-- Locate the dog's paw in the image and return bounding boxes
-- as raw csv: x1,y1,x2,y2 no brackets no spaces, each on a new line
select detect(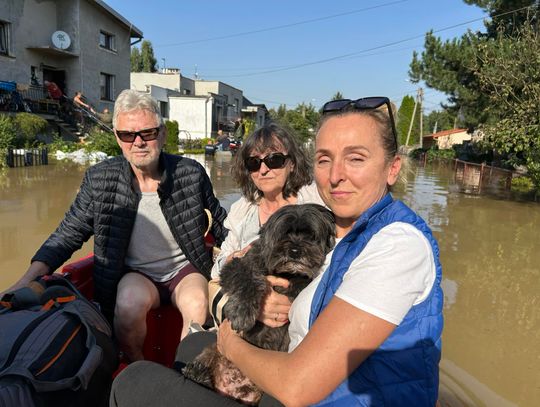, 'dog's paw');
223,301,259,332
